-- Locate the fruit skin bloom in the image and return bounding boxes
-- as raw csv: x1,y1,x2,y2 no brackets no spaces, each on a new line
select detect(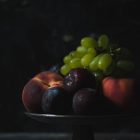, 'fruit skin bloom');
72,88,97,115
41,87,72,114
